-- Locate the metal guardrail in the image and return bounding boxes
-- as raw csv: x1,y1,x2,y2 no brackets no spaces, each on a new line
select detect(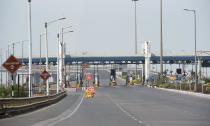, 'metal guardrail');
0,91,66,118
